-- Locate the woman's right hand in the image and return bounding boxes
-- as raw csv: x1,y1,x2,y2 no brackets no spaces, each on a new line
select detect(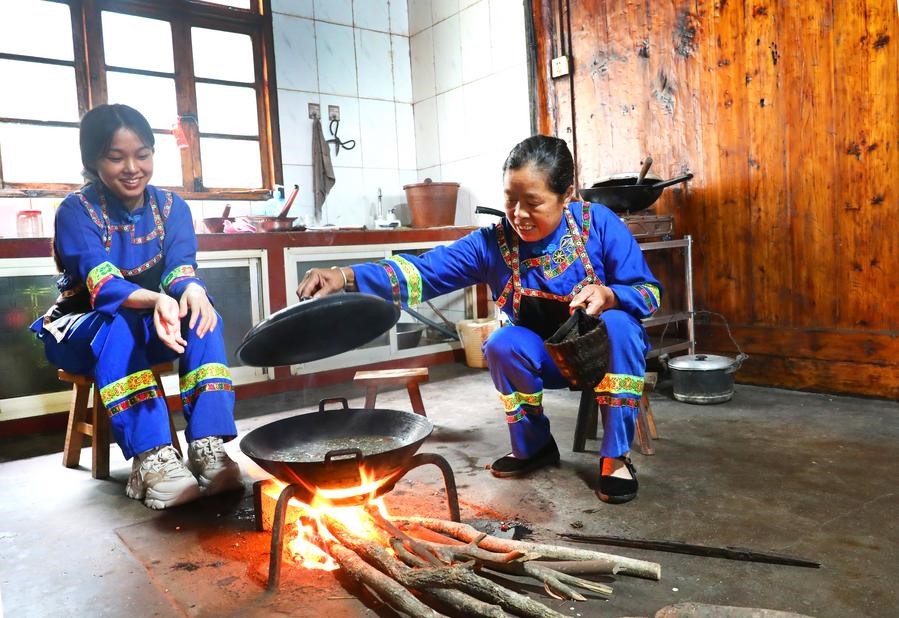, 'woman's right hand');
153,293,187,353
296,267,348,300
